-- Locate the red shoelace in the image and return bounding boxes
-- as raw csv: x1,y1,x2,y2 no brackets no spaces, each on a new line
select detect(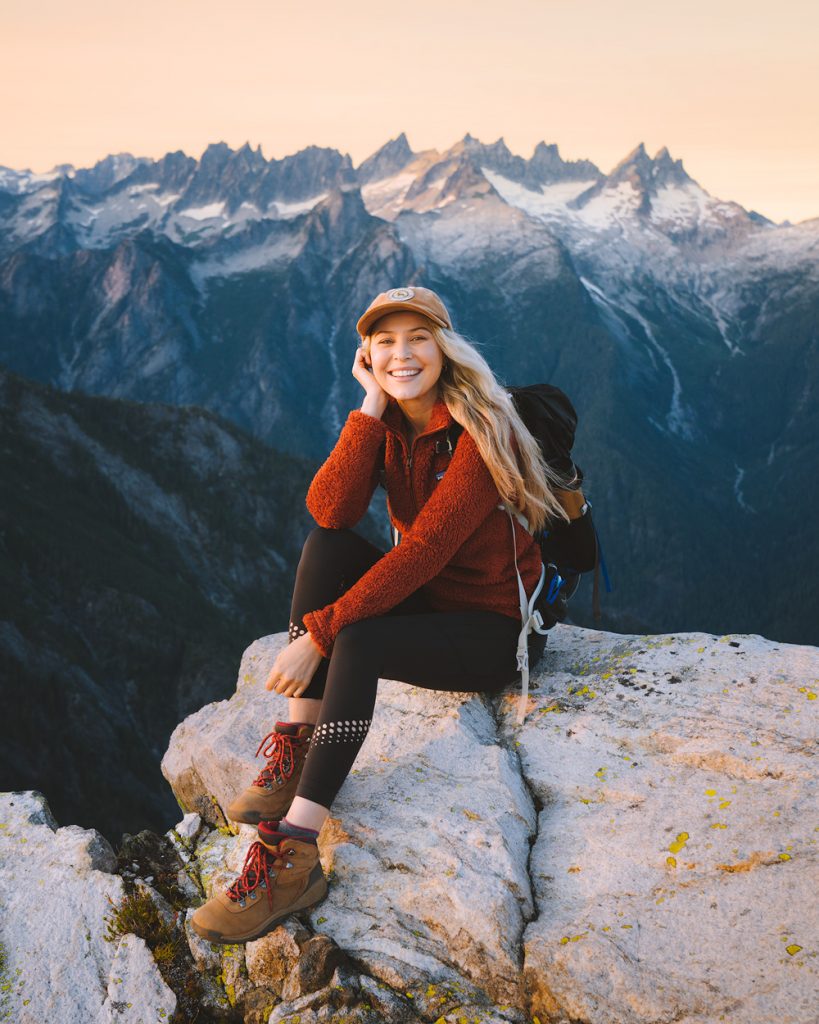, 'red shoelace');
226,840,293,910
252,729,304,789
